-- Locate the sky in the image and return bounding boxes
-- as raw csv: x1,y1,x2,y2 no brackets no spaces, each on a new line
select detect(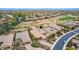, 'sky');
0,0,79,8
